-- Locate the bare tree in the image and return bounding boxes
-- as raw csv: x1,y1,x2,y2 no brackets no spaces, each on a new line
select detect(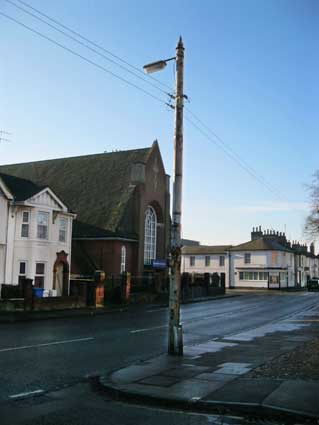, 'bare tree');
305,171,319,239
